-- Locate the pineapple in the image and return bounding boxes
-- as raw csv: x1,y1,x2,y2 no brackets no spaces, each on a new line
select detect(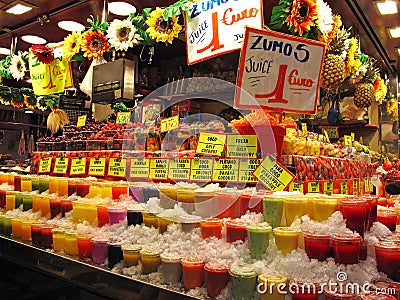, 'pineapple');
320,28,350,91
353,57,379,109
